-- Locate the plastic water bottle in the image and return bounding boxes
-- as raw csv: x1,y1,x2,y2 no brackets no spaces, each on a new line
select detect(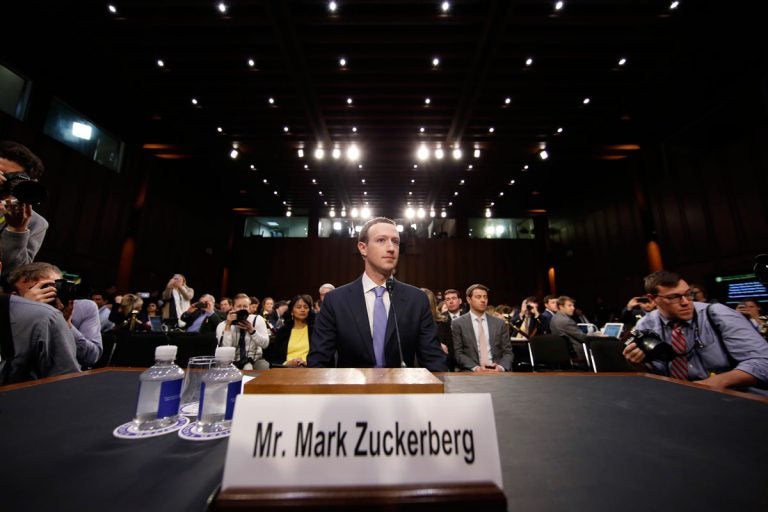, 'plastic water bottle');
133,345,185,431
197,346,242,433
